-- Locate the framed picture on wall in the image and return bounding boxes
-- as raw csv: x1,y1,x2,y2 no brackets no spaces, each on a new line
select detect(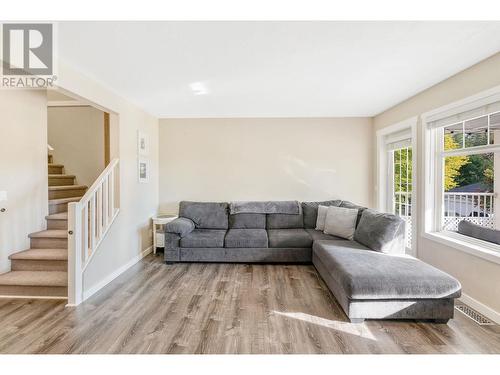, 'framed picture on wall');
138,157,150,183
137,130,149,156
